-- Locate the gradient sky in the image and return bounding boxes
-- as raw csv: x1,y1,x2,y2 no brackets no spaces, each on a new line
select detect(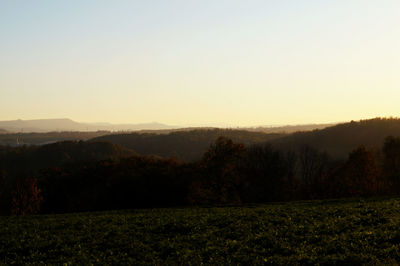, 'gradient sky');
1,1,399,126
